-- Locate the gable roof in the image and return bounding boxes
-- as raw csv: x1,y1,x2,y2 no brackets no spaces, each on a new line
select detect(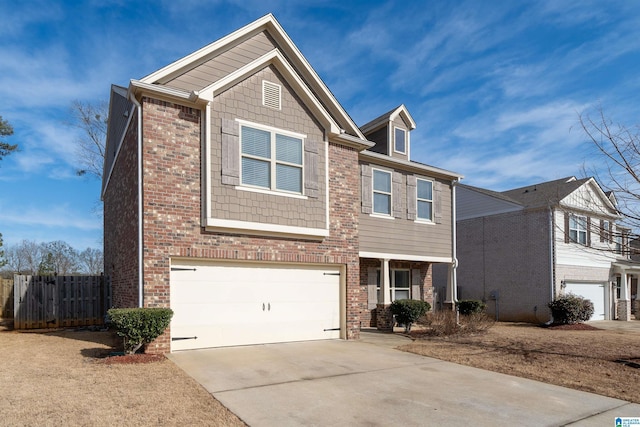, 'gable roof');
501,176,589,209
135,13,364,139
360,104,416,134
458,183,523,206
